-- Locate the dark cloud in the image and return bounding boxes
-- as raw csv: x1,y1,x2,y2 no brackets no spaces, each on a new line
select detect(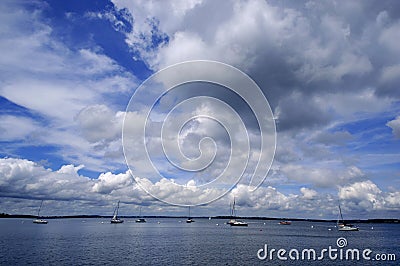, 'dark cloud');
275,92,333,131
312,130,354,146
